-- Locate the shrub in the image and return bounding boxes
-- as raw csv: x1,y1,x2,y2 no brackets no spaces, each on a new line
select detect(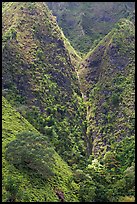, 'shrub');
103,151,119,169
124,163,135,190
3,27,17,42
118,195,135,202
111,93,120,106
36,48,44,60
79,178,96,202
73,169,85,183
5,176,21,202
